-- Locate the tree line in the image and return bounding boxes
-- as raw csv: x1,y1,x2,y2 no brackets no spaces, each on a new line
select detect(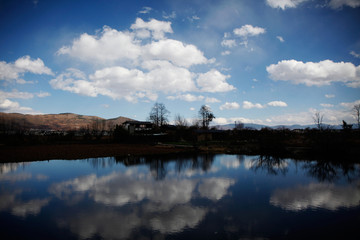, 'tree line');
148,102,215,129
